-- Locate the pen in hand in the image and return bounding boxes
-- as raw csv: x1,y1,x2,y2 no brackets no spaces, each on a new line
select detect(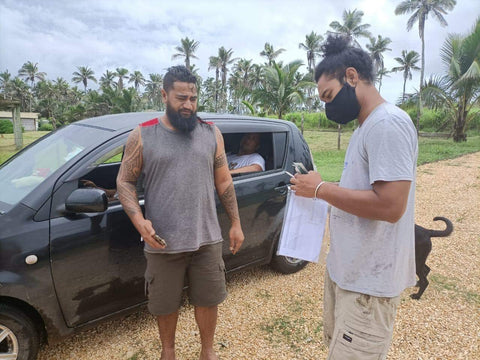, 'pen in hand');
285,171,295,178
